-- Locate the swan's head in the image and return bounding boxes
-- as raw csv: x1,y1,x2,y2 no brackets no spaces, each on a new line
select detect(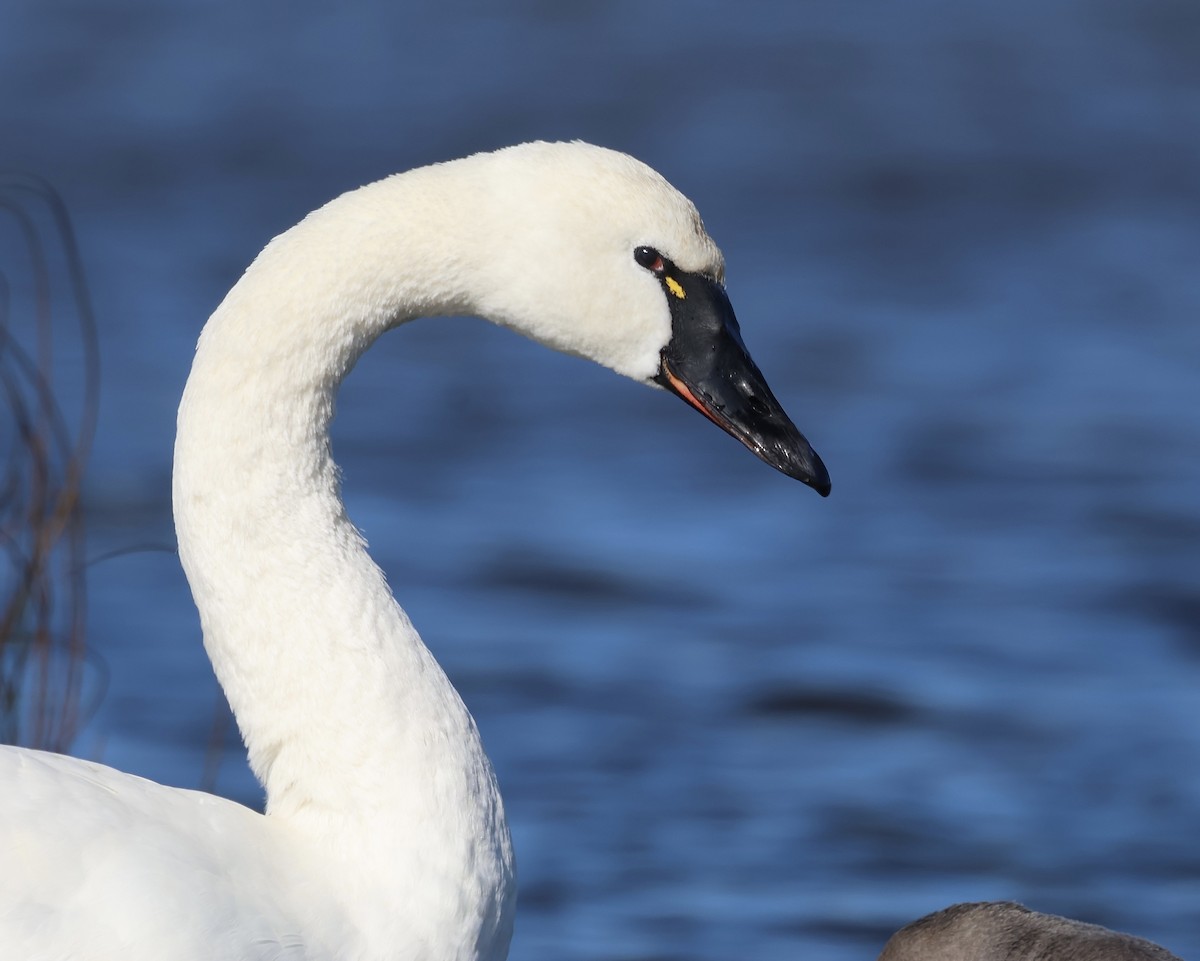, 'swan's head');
465,141,830,495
